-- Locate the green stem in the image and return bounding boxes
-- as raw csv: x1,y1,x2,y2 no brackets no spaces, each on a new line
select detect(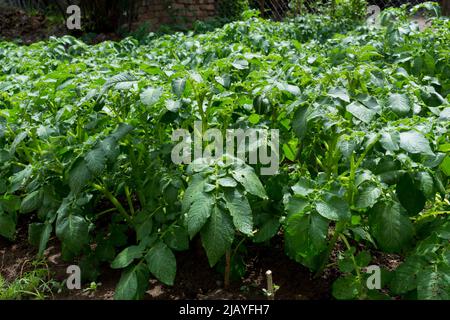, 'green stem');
93,183,132,224
314,221,345,277
348,153,356,204
12,161,27,168
159,219,179,239
347,134,380,205
416,210,450,221
125,185,135,216
355,134,381,169
232,237,246,259
96,207,118,218
340,234,361,279
188,77,207,132
326,134,339,179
